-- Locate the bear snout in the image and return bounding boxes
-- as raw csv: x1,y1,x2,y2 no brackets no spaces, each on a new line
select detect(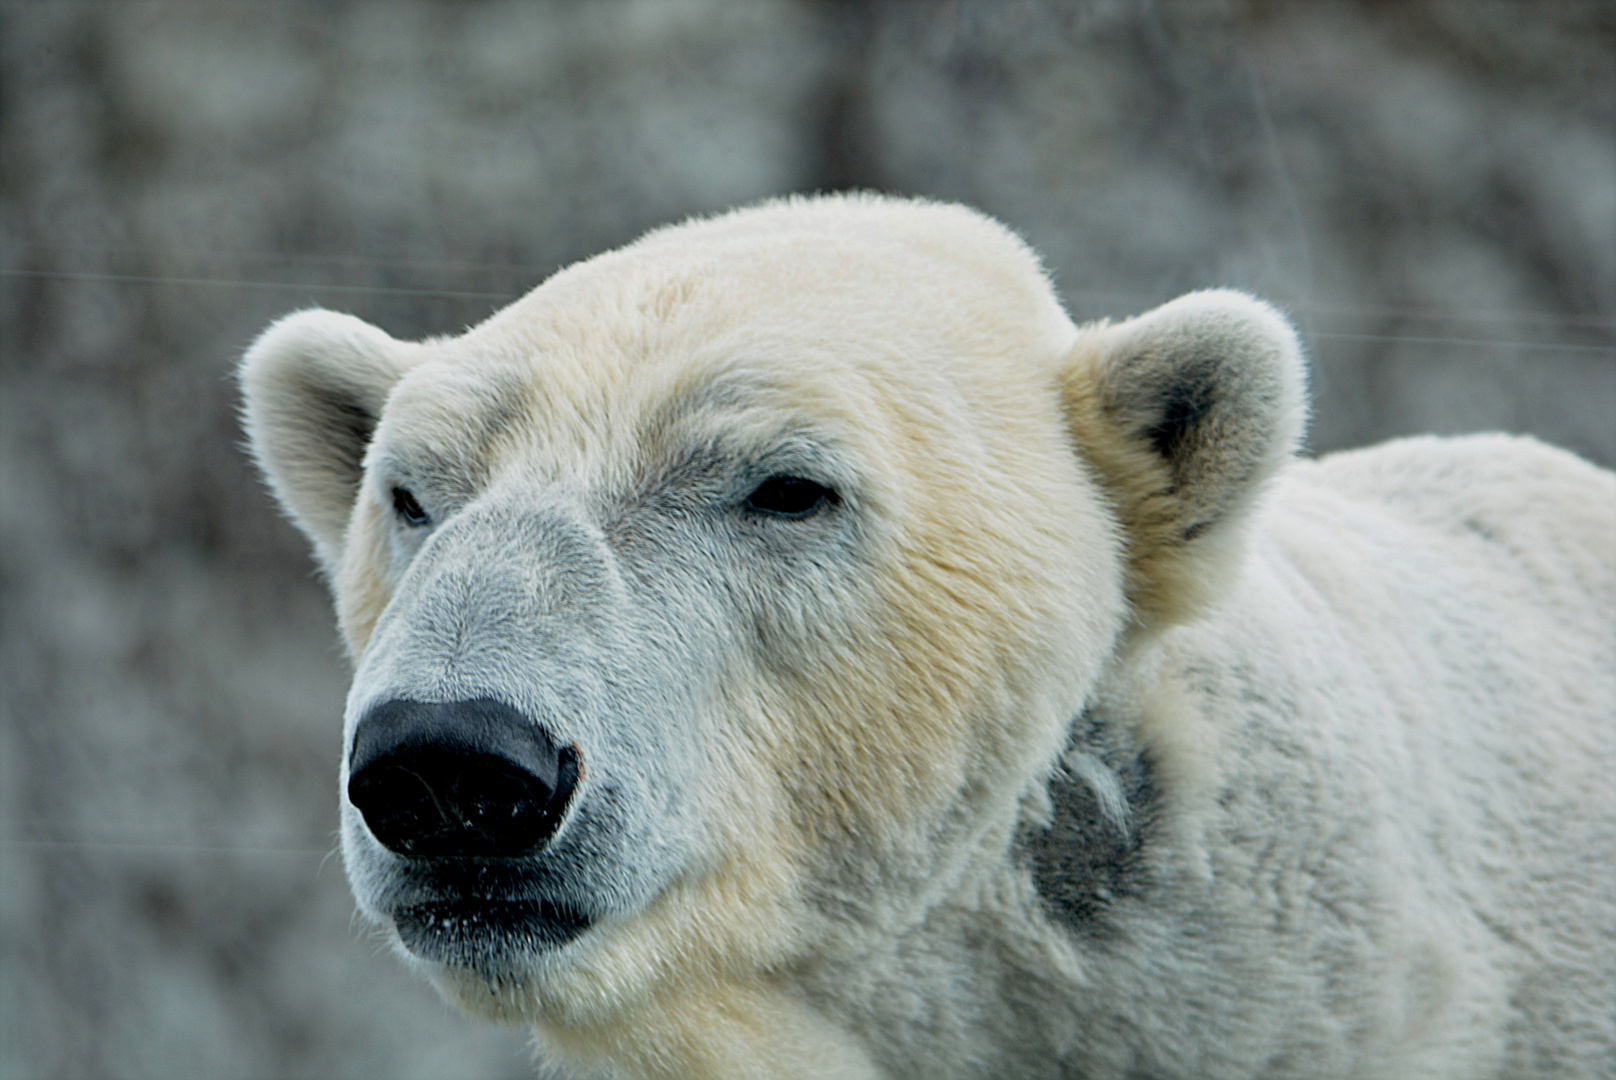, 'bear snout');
347,698,581,859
